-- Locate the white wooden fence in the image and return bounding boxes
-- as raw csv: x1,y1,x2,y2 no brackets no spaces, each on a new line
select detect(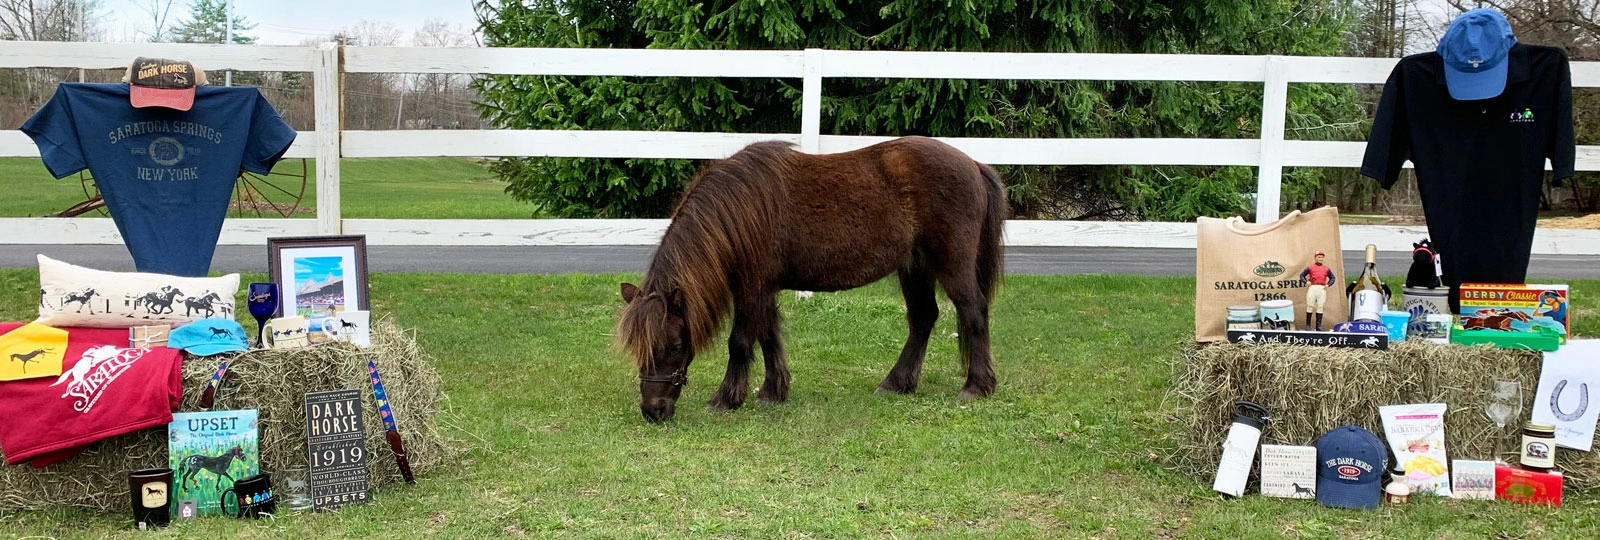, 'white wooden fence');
3,41,1599,253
